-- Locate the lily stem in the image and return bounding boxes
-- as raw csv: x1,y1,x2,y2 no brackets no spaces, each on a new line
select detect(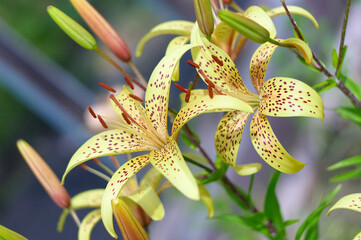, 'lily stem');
281,0,361,109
